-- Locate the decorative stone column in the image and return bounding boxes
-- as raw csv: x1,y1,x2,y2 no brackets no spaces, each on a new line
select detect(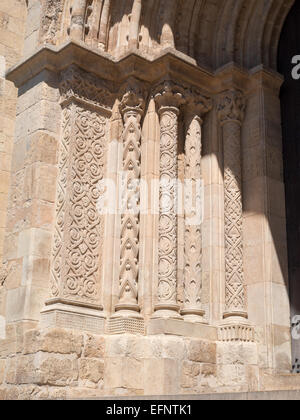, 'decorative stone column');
181,94,212,322
41,66,115,334
153,82,184,319
109,82,146,335
217,89,248,320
